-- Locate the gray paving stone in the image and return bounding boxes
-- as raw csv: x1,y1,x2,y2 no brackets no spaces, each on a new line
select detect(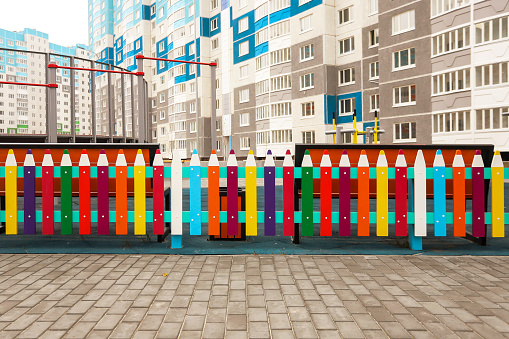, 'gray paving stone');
293,321,318,338
248,322,270,338
227,314,247,331
65,321,96,338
